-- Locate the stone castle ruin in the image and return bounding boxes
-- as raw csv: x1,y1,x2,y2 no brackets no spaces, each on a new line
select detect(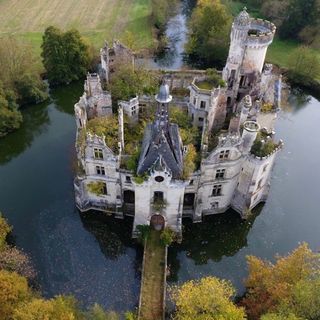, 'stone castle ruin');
74,8,283,237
